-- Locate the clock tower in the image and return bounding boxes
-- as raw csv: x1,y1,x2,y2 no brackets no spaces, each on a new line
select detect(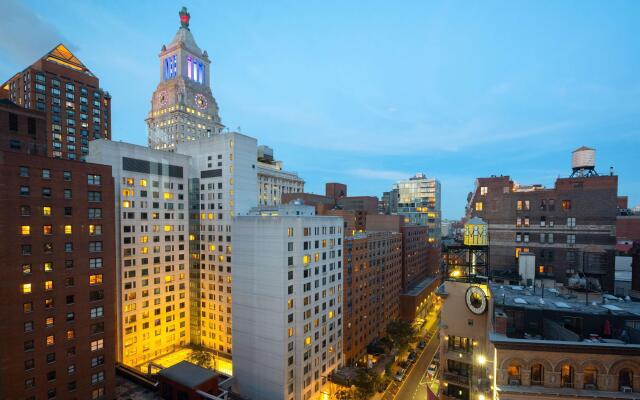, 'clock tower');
147,7,224,151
